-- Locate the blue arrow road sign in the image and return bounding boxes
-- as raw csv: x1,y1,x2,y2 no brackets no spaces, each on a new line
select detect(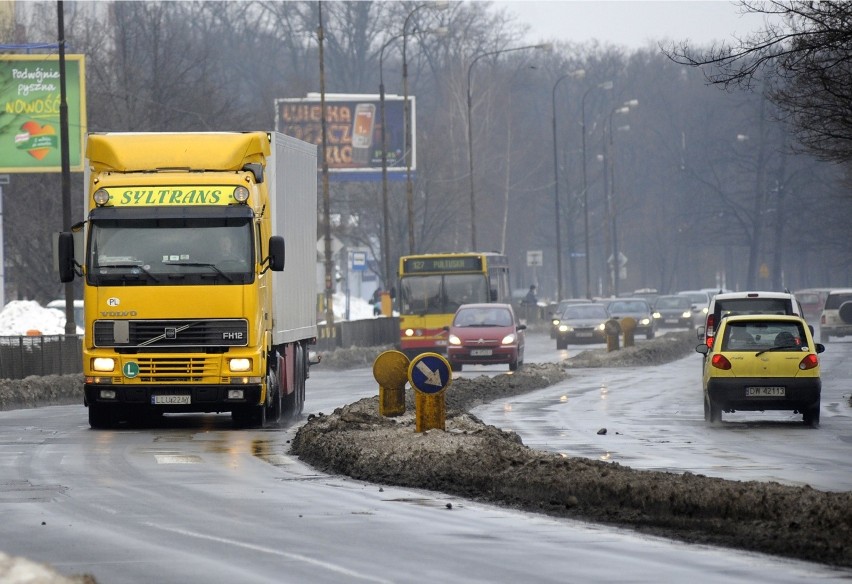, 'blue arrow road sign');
408,353,451,395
